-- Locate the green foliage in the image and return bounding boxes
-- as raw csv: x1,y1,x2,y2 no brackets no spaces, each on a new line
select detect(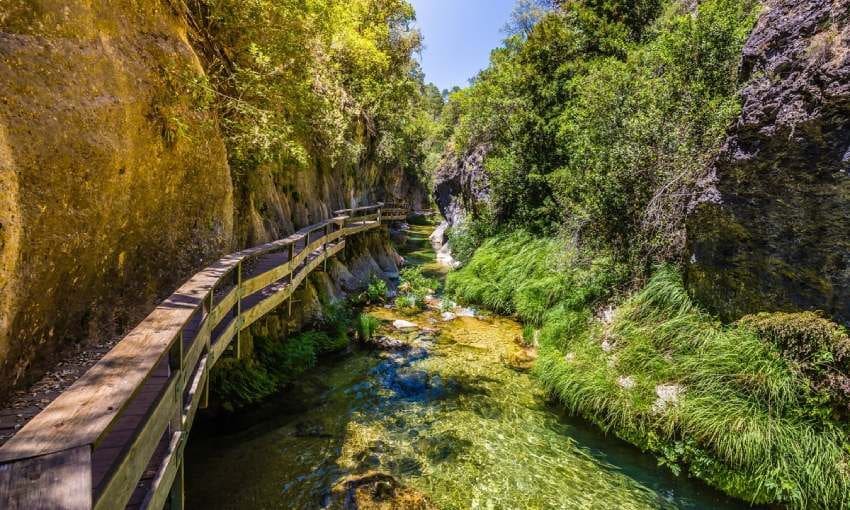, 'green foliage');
532,267,850,508
315,301,354,347
210,358,278,412
739,312,850,417
190,0,436,187
211,301,354,409
446,212,498,265
362,274,389,304
394,266,439,313
738,312,850,368
434,0,759,264
445,232,626,325
356,314,381,342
